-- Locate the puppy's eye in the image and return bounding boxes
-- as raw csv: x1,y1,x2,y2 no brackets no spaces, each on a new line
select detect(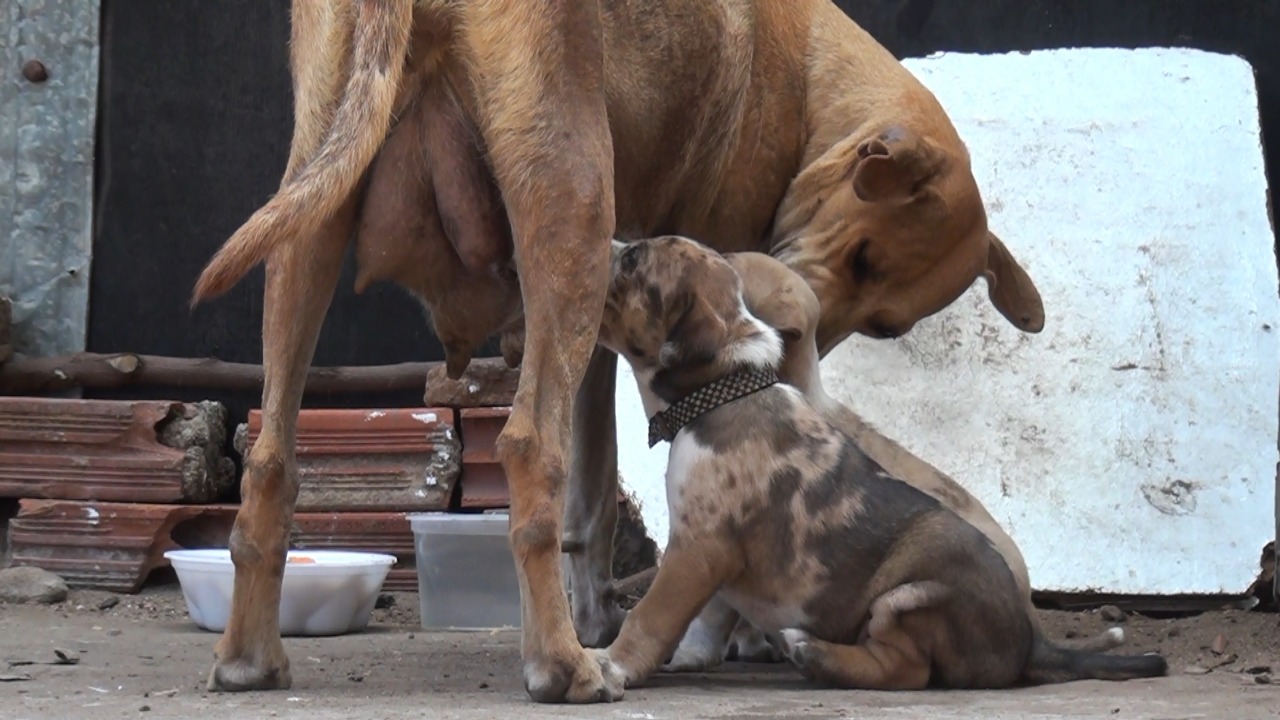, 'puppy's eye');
851,240,874,281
